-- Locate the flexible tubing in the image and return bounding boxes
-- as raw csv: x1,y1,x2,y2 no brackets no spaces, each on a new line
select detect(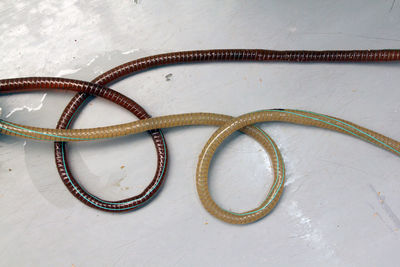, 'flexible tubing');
1,49,400,222
54,49,400,213
1,108,400,223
